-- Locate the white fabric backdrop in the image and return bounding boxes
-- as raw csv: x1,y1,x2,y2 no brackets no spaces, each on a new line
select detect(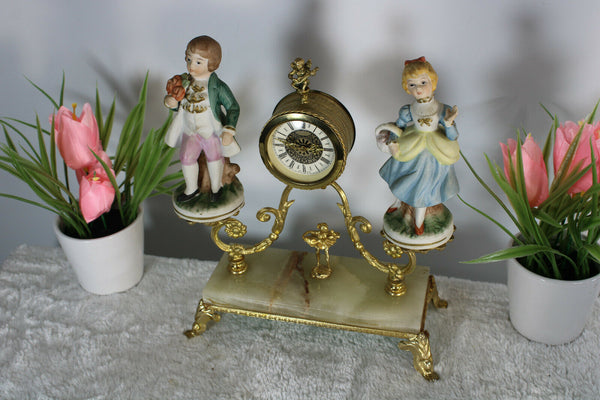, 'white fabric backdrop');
2,0,600,283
